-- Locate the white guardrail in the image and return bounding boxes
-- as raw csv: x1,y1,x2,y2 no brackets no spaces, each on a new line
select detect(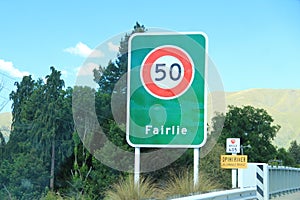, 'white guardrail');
171,187,257,200
171,163,300,200
268,165,300,197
